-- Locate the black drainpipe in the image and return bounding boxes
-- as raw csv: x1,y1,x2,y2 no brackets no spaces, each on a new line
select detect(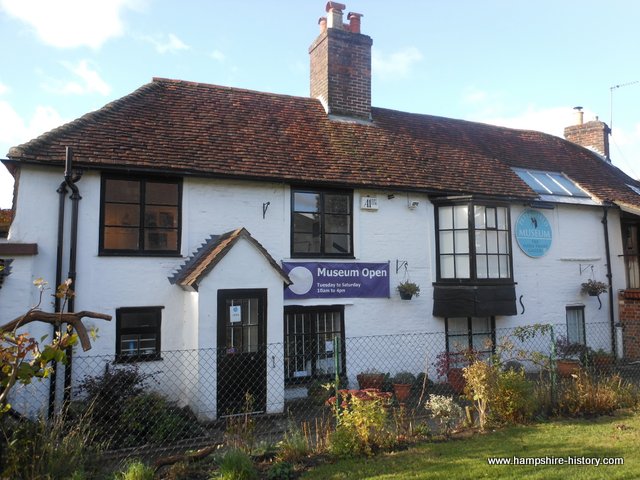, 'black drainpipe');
63,147,82,405
48,162,69,417
602,202,616,355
